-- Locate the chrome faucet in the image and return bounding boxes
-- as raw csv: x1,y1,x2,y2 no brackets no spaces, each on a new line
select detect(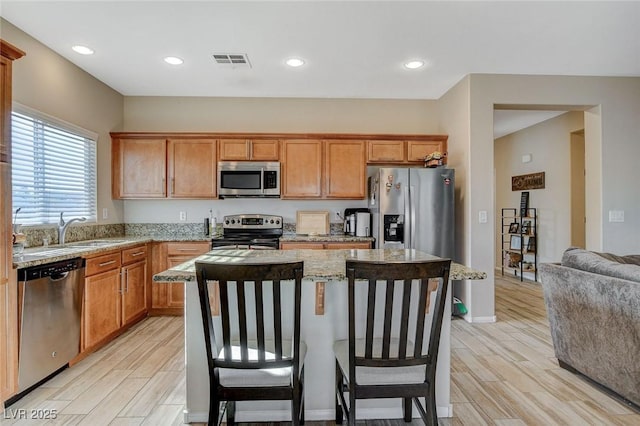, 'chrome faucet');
58,212,86,245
